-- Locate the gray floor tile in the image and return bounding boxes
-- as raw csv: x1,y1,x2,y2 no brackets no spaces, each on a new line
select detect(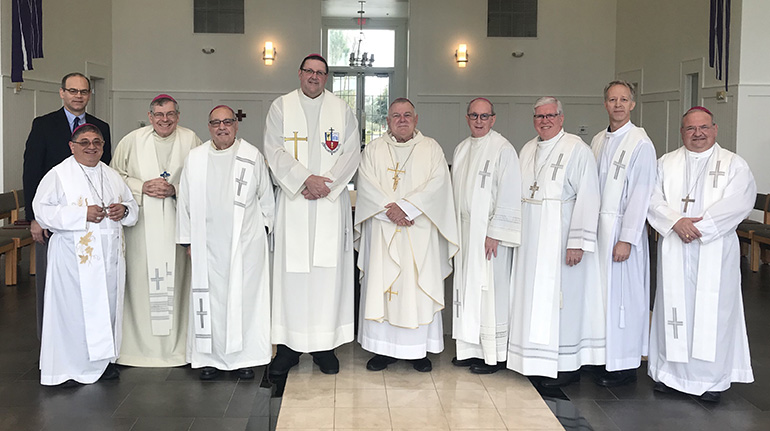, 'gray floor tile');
569,400,621,431
42,416,136,431
597,399,711,431
113,381,237,418
130,417,195,431
189,417,248,431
